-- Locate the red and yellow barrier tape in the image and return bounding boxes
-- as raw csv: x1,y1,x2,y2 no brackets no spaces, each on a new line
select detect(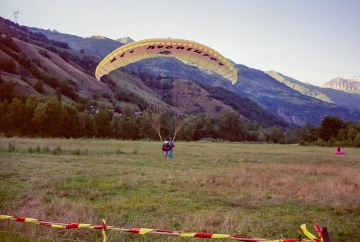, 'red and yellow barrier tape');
0,214,325,241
